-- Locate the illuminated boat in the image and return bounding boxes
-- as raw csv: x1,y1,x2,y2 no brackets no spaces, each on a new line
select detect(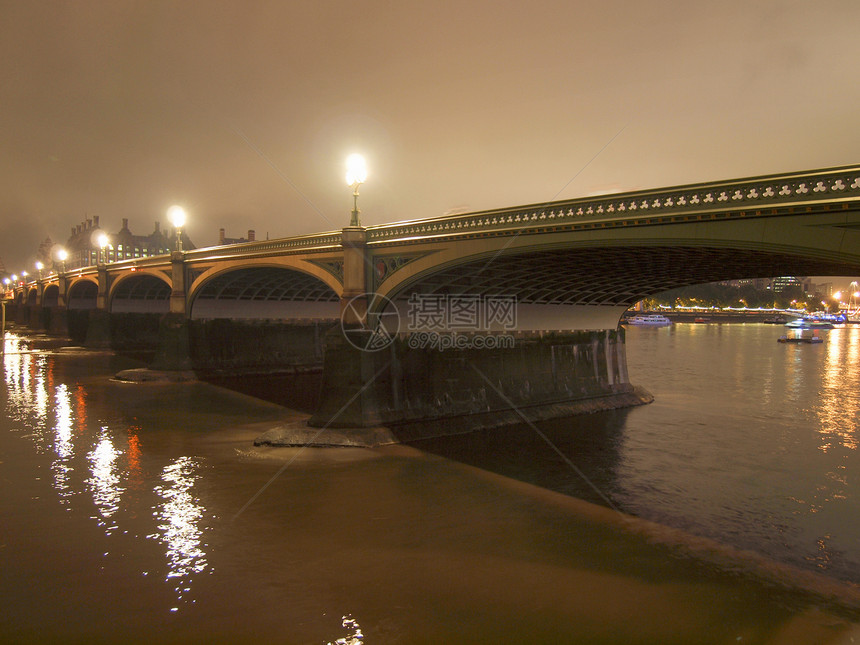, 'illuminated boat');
626,314,672,327
784,318,834,330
